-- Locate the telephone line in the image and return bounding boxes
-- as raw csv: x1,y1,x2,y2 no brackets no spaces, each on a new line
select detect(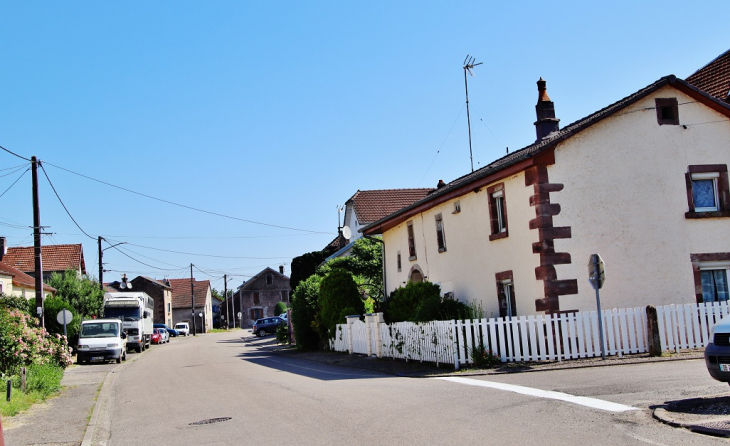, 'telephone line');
0,167,30,199
0,144,30,161
40,163,96,241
